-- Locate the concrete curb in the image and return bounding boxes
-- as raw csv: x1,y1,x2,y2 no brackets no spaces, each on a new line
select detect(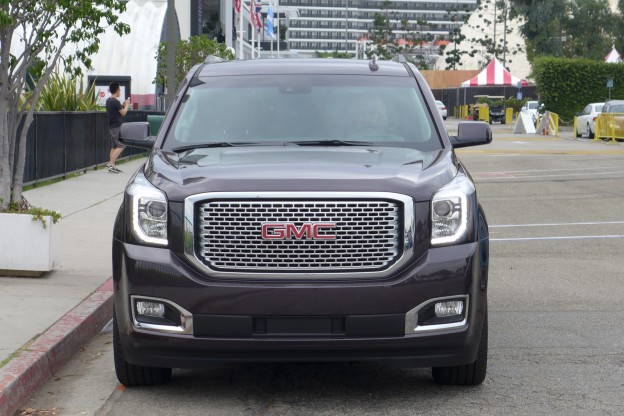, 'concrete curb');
0,278,113,416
